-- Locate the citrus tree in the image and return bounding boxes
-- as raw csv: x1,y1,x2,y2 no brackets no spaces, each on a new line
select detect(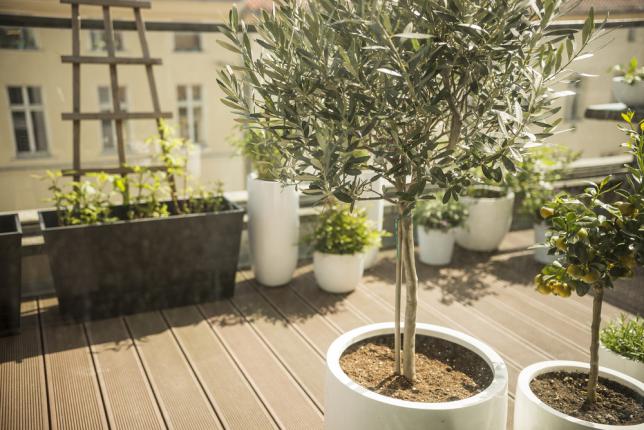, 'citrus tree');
537,114,643,404
218,0,599,381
